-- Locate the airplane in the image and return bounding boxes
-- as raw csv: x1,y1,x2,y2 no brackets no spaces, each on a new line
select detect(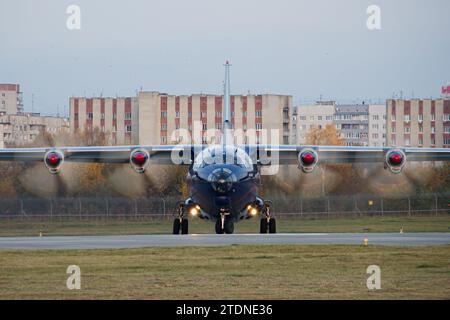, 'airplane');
1,61,449,235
